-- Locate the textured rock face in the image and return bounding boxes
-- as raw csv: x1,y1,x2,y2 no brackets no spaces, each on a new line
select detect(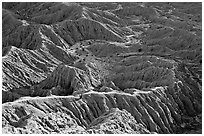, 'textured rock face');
85,108,151,134
2,2,202,134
